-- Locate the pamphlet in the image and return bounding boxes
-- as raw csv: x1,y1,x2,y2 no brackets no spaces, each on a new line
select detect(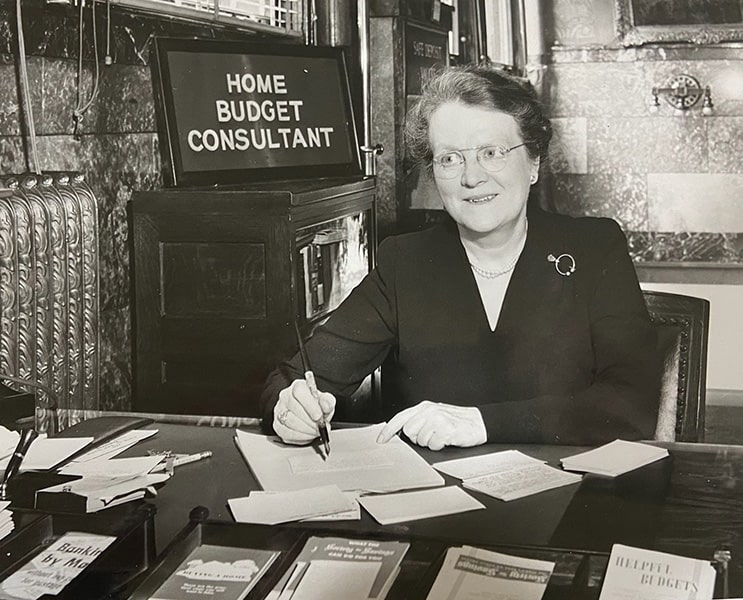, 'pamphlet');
598,544,716,600
268,536,409,600
151,544,279,600
426,545,554,600
0,531,116,600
